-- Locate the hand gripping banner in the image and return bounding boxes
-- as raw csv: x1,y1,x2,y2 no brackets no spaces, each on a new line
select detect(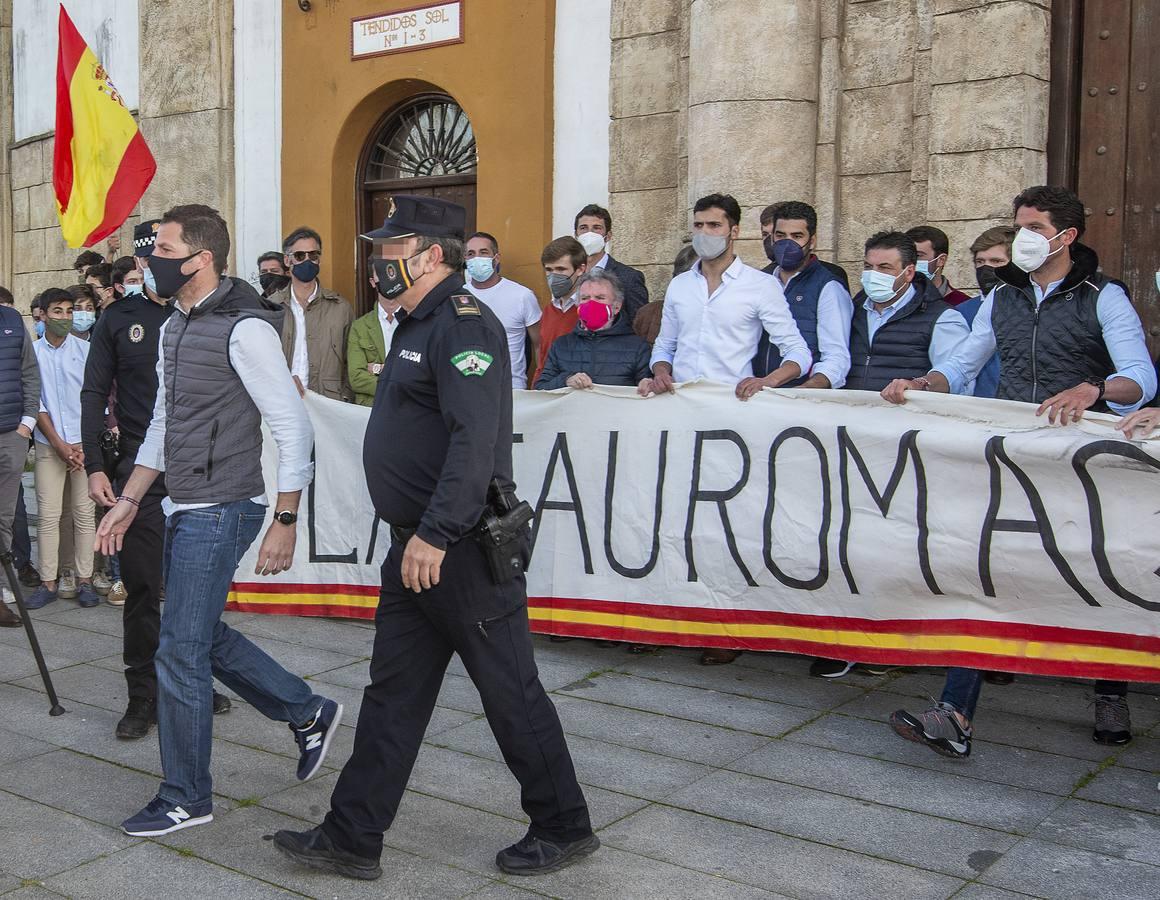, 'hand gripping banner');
228,386,1160,683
